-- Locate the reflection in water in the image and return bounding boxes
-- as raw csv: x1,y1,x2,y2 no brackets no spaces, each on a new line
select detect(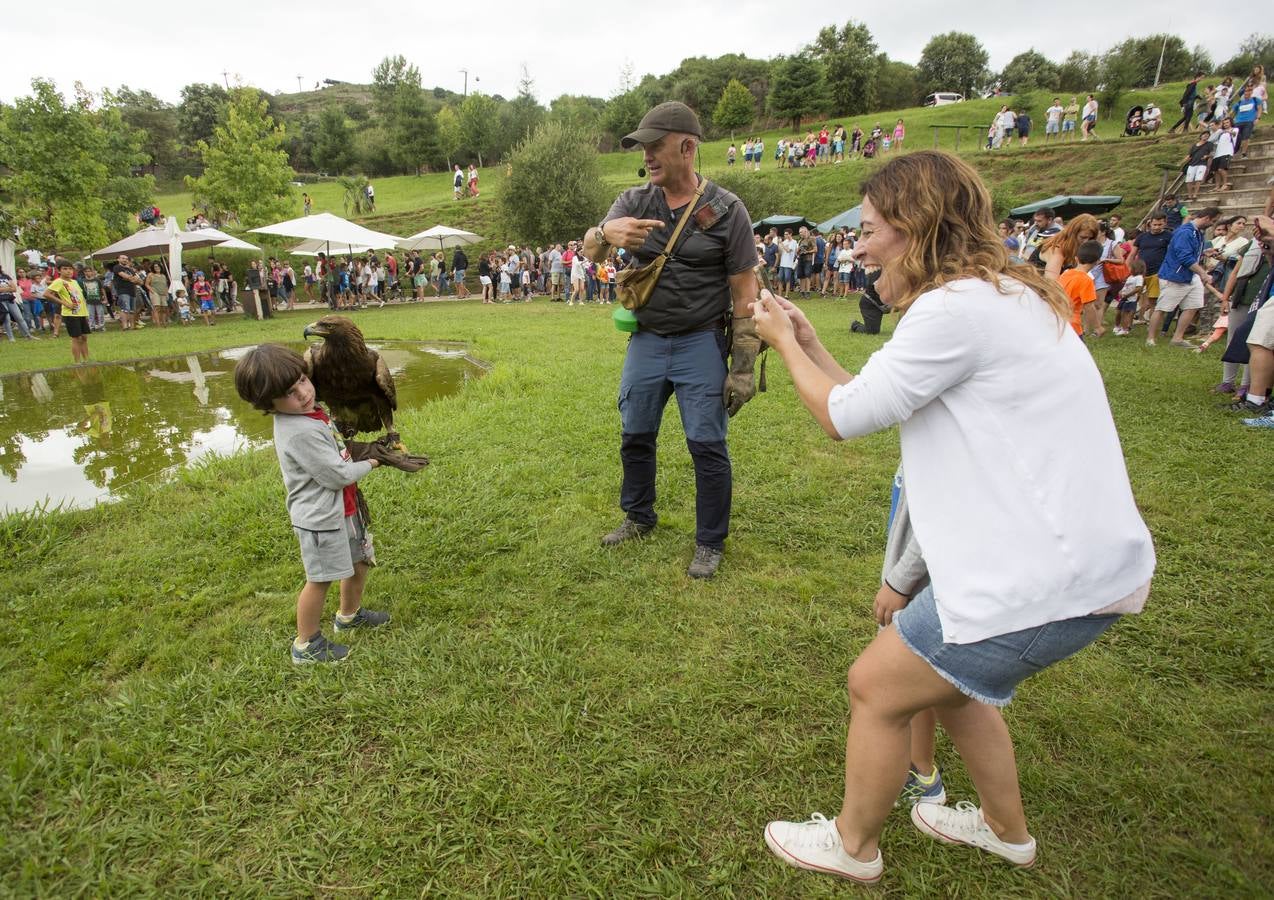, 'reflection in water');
0,342,477,514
